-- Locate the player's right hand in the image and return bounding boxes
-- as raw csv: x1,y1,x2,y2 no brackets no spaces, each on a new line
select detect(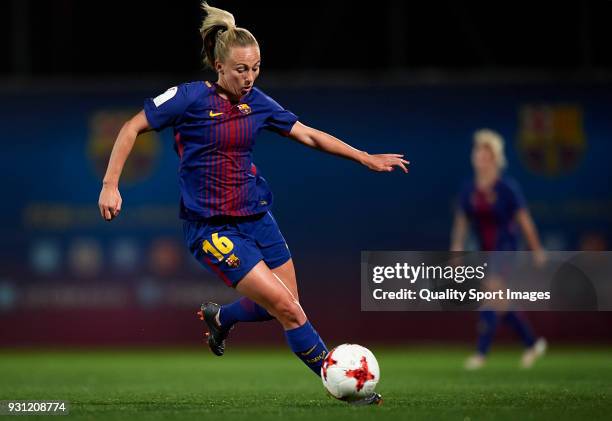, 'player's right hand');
98,183,122,222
